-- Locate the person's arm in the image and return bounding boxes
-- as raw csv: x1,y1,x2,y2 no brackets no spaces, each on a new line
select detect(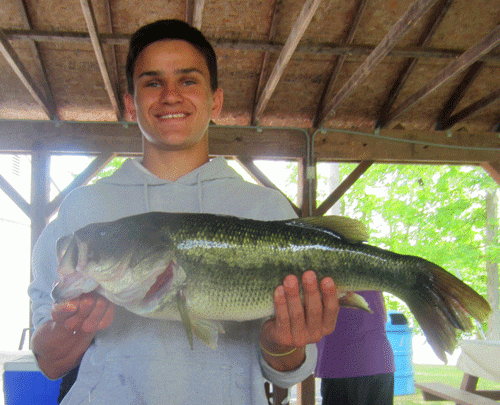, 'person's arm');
32,293,114,380
259,270,338,372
